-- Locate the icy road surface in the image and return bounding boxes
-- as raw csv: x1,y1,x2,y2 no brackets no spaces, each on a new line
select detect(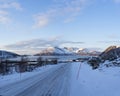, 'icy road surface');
0,63,71,96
